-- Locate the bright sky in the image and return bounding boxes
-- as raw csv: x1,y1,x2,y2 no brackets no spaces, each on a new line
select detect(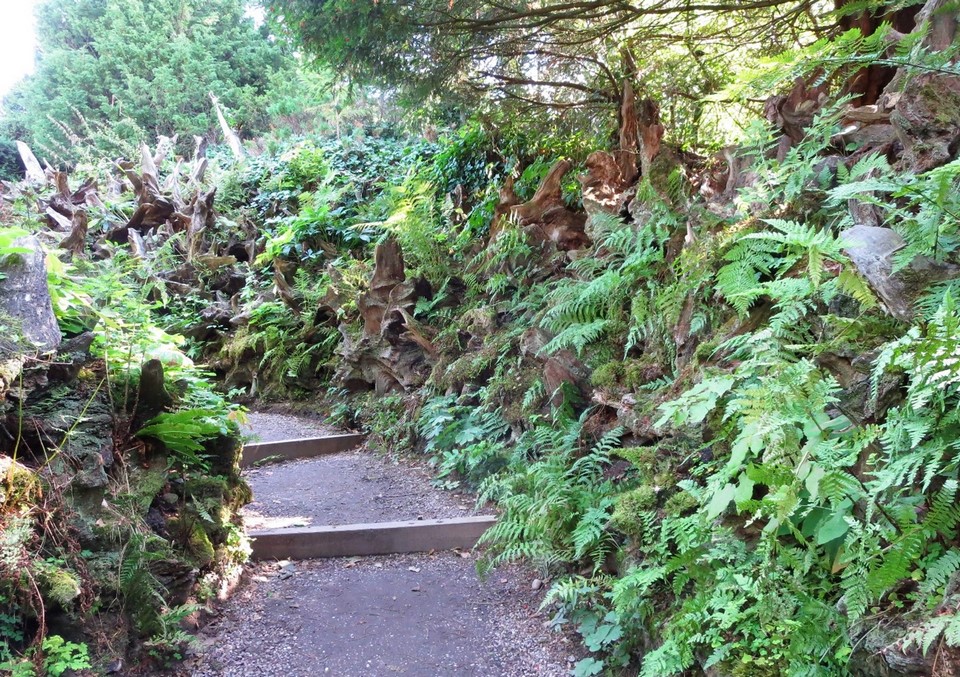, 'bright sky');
0,0,39,98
